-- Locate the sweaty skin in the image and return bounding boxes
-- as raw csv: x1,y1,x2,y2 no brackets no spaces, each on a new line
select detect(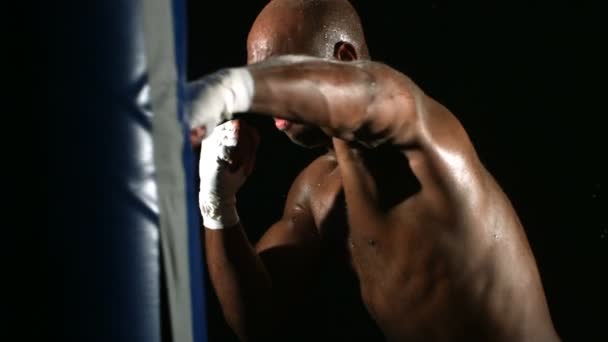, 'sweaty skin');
202,1,560,341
